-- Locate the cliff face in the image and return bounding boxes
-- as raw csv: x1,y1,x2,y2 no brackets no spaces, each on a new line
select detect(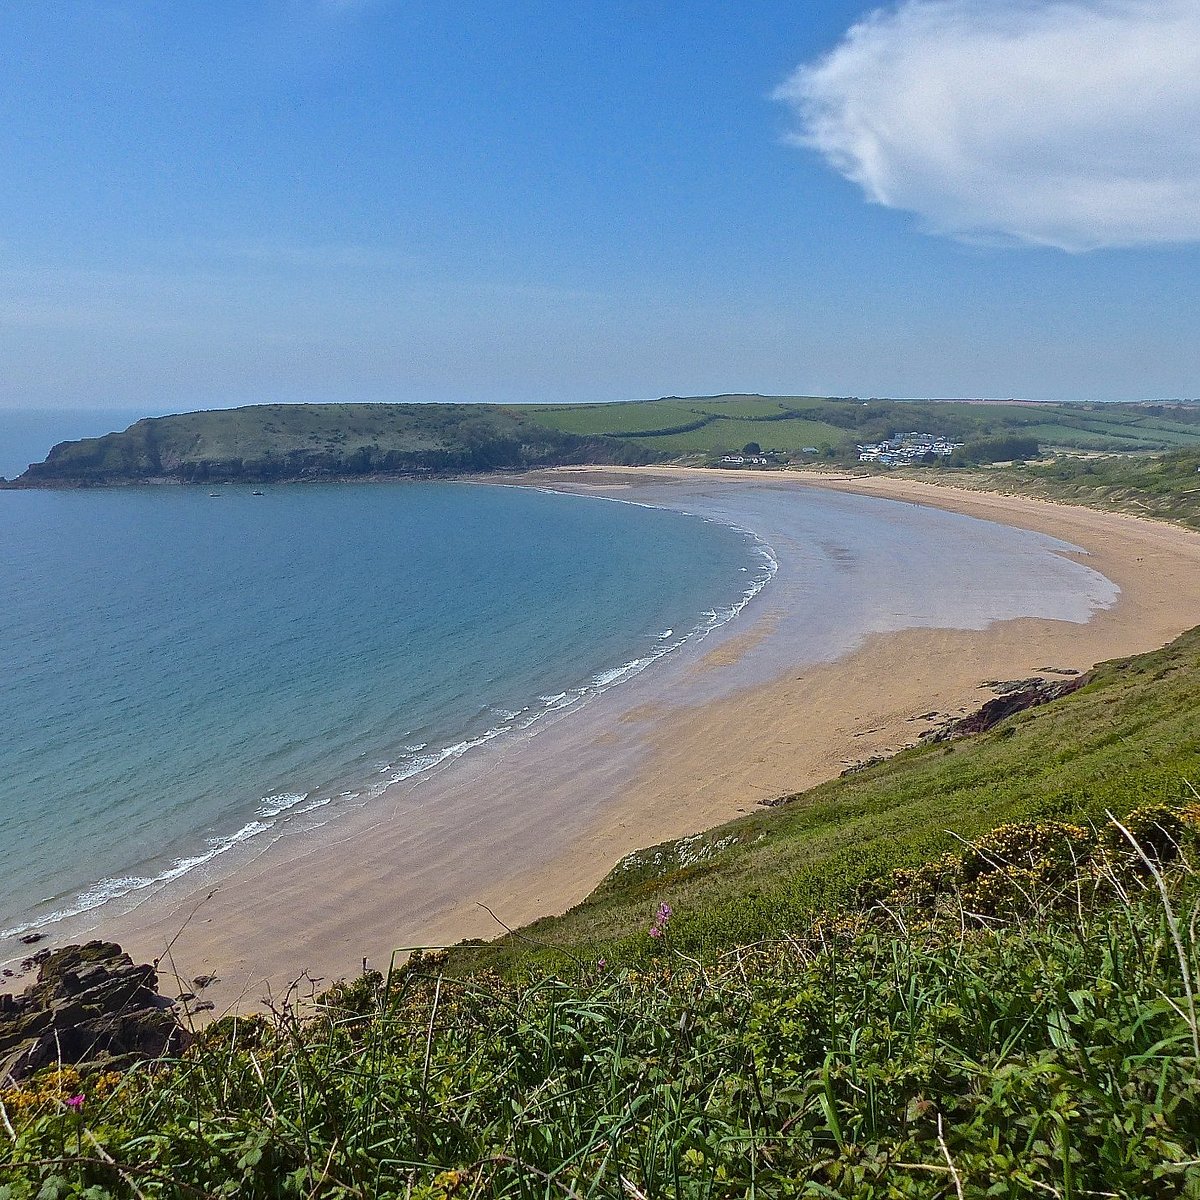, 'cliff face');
5,403,658,487
14,419,165,485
